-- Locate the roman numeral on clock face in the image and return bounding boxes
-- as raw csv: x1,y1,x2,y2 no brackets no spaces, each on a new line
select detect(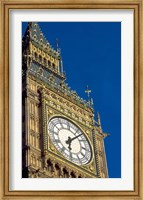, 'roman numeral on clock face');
53,138,60,143
66,121,70,130
60,146,66,153
48,129,58,135
81,152,85,157
77,155,82,164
